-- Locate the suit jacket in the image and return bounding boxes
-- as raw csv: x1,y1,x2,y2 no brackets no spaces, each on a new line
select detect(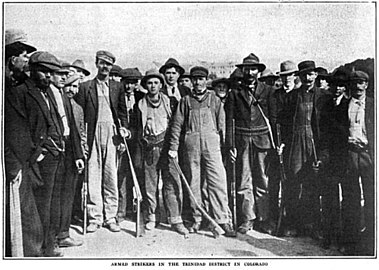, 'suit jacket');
161,84,190,113
225,81,273,149
74,78,127,157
